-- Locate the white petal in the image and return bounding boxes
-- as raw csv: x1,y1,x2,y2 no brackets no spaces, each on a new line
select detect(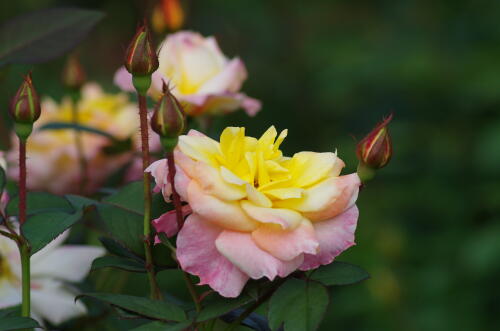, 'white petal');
31,279,87,325
31,246,105,282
